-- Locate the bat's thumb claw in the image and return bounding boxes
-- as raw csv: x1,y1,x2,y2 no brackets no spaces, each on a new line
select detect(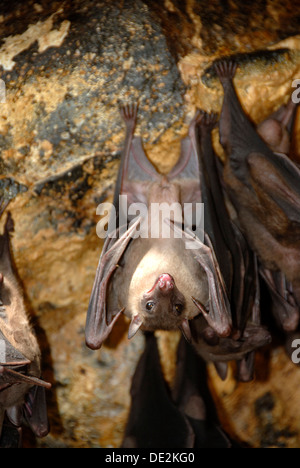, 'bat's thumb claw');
179,318,192,343
128,314,143,340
